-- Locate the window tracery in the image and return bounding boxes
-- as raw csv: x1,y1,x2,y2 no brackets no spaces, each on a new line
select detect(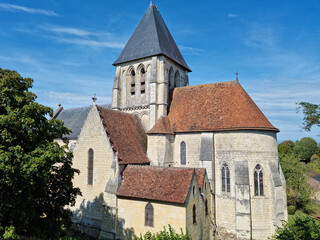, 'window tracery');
254,164,264,196
221,163,230,193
